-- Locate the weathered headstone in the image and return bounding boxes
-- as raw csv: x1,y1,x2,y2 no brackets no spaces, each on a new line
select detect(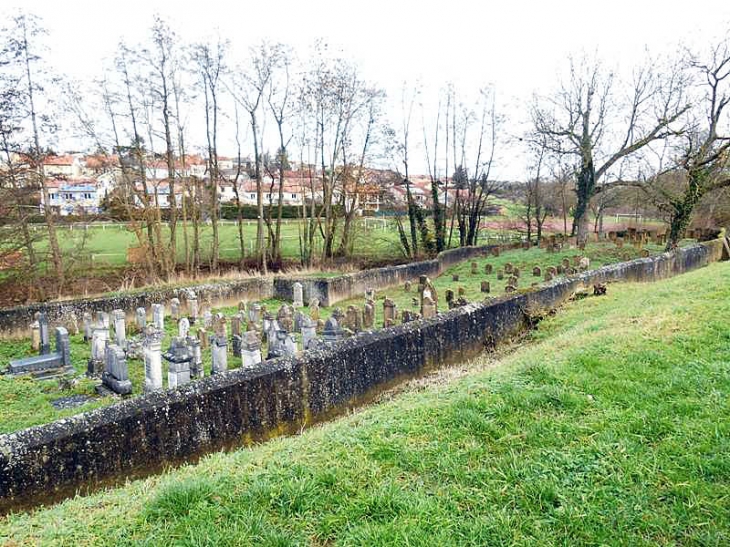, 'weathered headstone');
98,311,110,330
323,316,345,344
533,266,541,277
344,305,362,332
401,310,420,323
248,302,262,324
470,262,478,274
87,320,109,377
241,331,262,367
300,315,318,350
458,286,466,297
135,307,146,331
505,284,516,293
382,298,397,328
164,337,192,389
178,317,190,339
561,258,570,269
268,329,297,359
170,298,181,320
452,274,460,282
481,281,491,293
202,309,213,329
496,270,504,280
113,309,126,347
143,327,164,393
508,276,518,287
188,291,199,324
8,327,72,377
579,256,591,270
83,311,93,342
404,280,412,292
544,272,554,282
197,327,208,349
30,315,41,352
211,316,228,374
504,262,513,274
101,344,132,395
292,282,304,308
230,314,243,357
38,313,51,355
189,336,204,379
152,303,165,331
365,288,376,301
422,296,437,319
445,289,455,309
277,305,294,333
308,298,320,321
484,263,493,275
363,299,375,329
513,268,520,278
